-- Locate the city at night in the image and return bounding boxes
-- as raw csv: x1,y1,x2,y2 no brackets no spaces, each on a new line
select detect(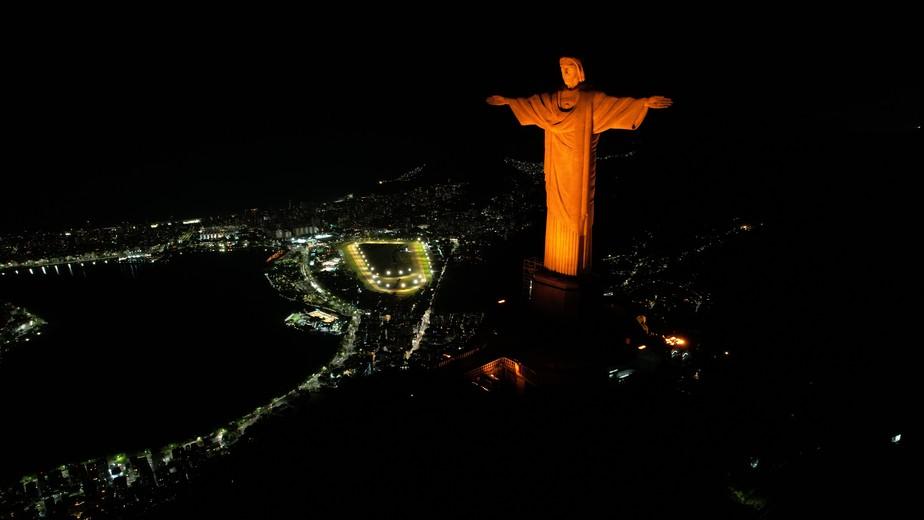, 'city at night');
1,18,917,519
